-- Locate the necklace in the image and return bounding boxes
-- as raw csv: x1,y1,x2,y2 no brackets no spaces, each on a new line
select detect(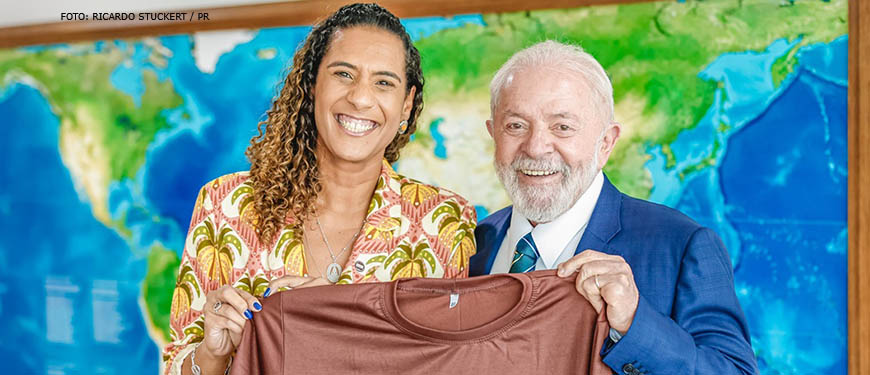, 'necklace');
301,229,324,279
313,213,364,283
